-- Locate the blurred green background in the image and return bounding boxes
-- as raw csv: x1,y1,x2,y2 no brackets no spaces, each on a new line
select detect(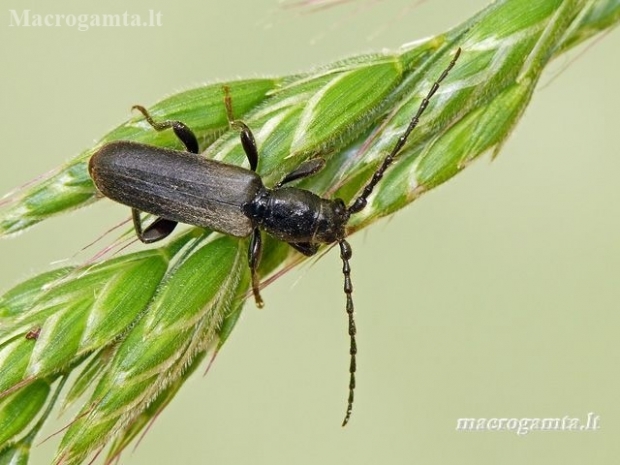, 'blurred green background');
1,0,619,464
